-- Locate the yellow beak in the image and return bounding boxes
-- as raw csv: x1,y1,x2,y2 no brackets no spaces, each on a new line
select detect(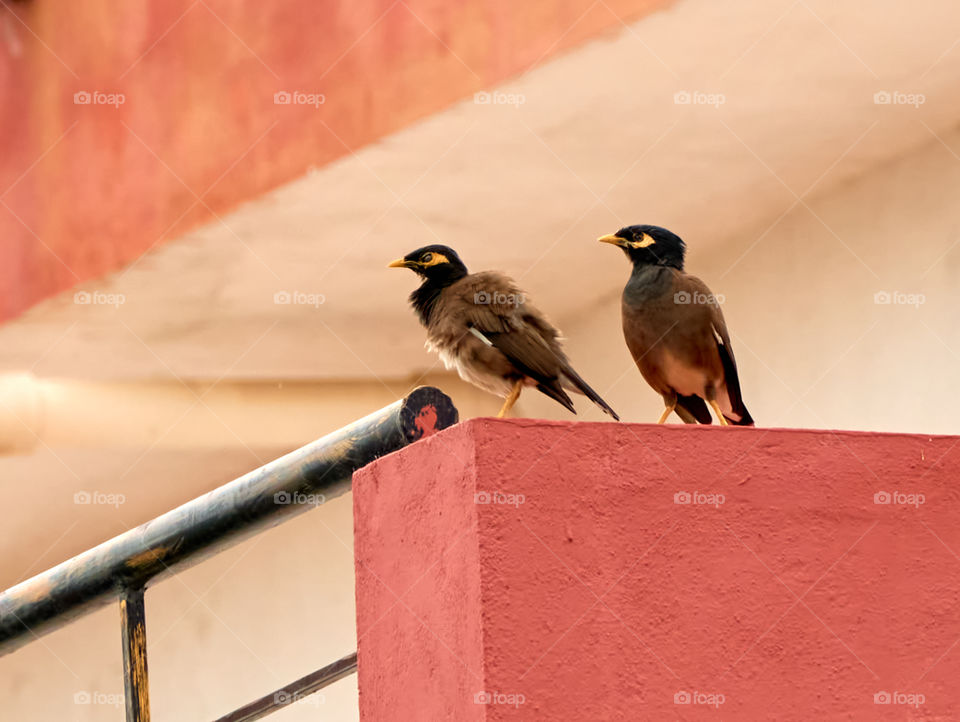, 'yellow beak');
387,258,410,268
597,234,623,246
